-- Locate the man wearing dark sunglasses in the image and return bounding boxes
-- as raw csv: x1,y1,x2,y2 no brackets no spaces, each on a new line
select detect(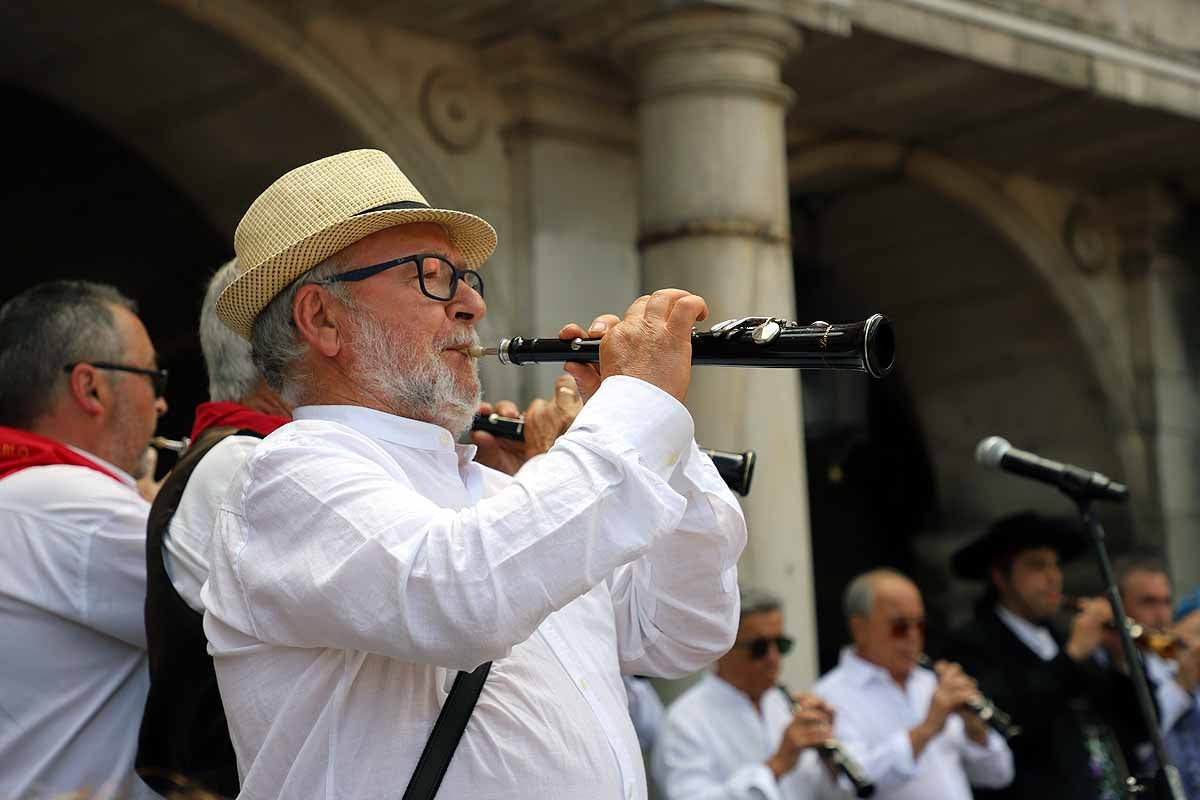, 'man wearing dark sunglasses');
812,569,1013,800
653,588,847,799
0,280,167,800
